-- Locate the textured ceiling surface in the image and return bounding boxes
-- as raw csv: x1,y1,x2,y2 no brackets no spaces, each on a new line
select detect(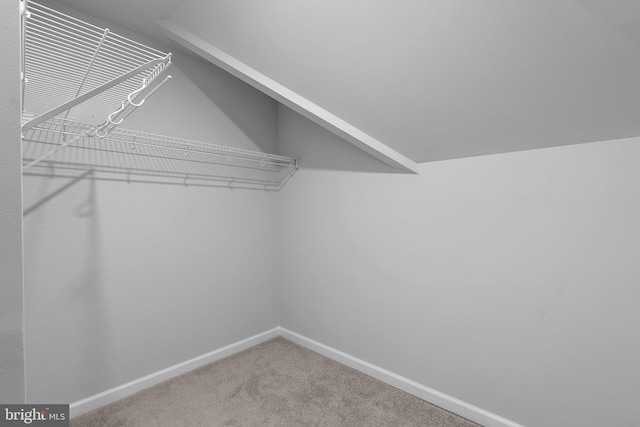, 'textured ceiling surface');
44,0,187,42
48,0,640,163
574,0,640,43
